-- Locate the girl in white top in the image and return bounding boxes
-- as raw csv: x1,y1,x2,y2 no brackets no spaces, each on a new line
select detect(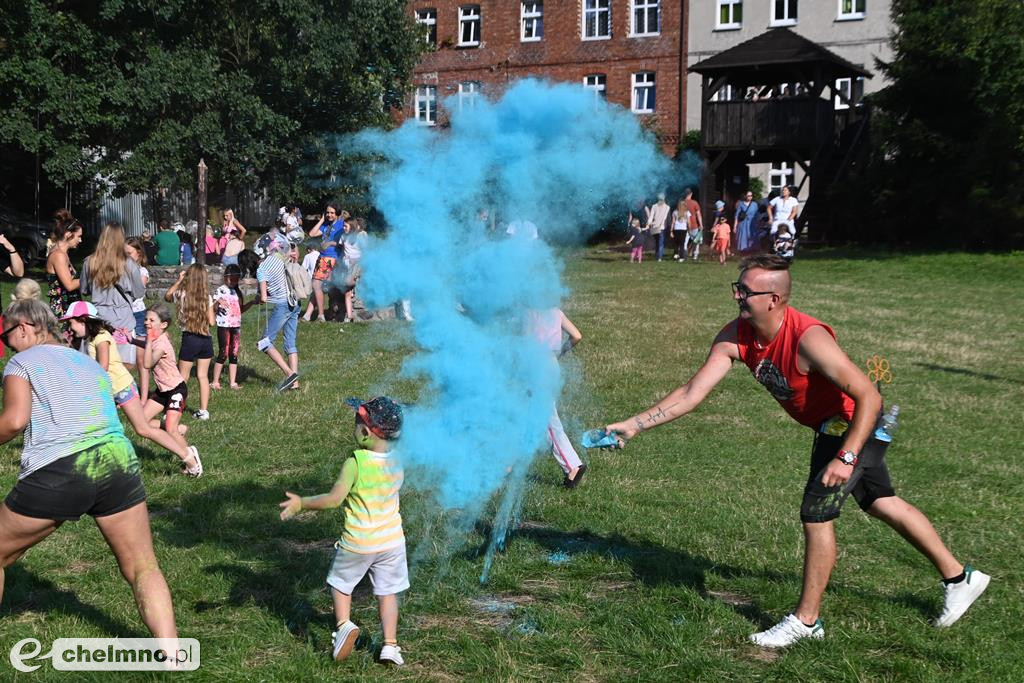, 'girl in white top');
670,199,690,261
